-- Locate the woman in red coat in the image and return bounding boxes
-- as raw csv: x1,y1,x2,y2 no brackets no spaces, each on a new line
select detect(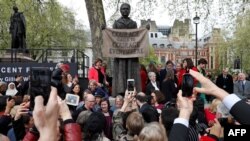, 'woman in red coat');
88,58,109,88
178,58,198,88
140,64,148,93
